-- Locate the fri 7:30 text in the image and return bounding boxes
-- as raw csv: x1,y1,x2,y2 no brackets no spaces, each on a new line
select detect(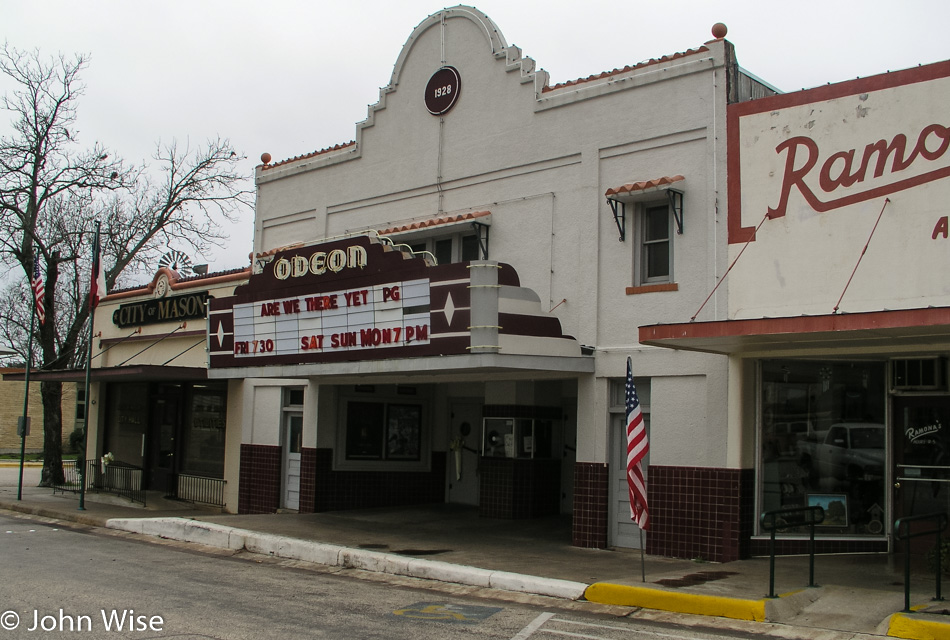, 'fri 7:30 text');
234,339,274,354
